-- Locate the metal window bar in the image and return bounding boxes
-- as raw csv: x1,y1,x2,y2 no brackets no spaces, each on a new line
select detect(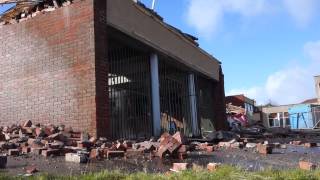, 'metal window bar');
196,76,215,136
108,47,152,139
158,60,192,136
